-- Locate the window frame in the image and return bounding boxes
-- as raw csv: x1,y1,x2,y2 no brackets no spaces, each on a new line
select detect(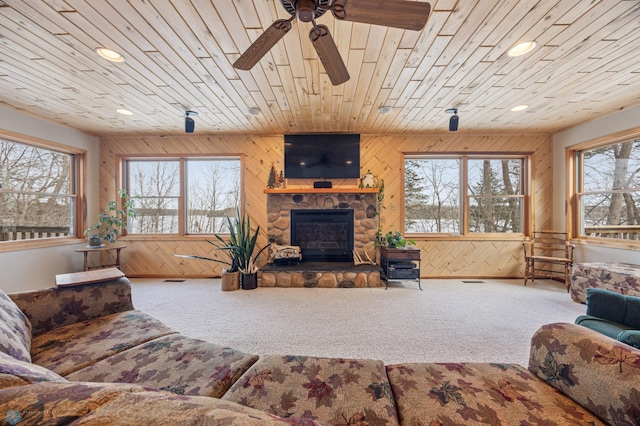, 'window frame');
0,130,86,252
119,154,243,238
403,153,530,240
567,127,640,250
